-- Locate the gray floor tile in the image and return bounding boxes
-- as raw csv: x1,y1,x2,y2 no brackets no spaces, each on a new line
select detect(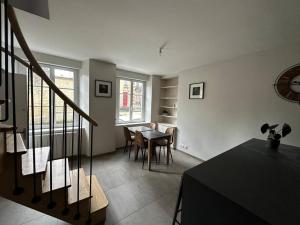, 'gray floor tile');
0,149,201,225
